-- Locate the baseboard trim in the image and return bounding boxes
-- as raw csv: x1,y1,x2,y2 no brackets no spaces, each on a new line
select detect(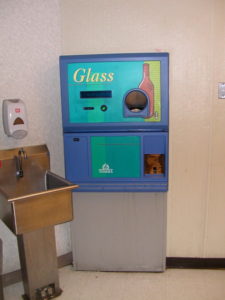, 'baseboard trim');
2,252,73,287
2,254,225,287
166,257,225,269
